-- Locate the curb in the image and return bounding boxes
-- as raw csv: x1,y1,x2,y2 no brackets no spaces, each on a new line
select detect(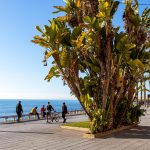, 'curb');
84,124,138,138
60,125,90,132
